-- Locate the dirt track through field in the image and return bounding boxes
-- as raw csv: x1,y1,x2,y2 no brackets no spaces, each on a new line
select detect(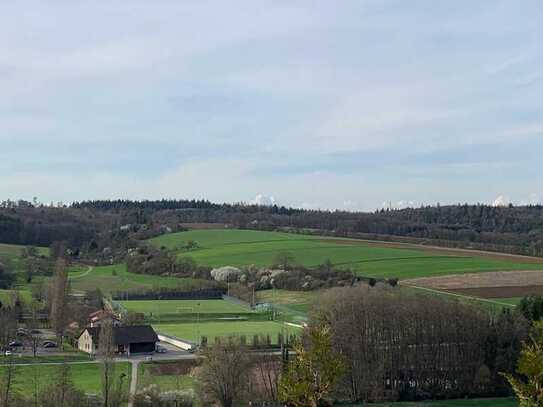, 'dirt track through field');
405,285,517,307
404,270,543,289
403,270,543,298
